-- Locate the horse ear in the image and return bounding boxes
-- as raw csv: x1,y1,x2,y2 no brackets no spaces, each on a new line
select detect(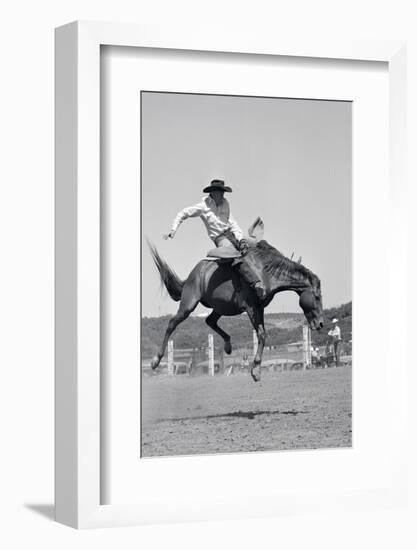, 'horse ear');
298,256,302,264
248,217,264,241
